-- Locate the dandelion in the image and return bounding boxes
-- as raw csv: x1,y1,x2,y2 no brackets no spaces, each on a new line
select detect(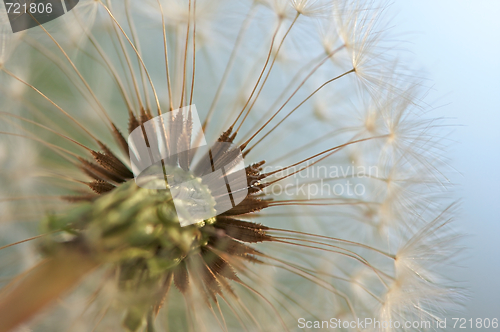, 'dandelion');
0,0,462,331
